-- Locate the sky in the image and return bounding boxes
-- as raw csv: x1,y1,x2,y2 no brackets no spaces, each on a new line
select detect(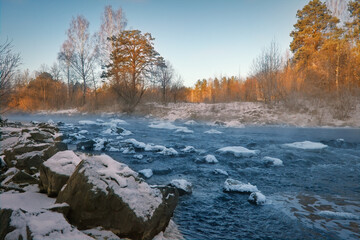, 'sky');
0,0,309,87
